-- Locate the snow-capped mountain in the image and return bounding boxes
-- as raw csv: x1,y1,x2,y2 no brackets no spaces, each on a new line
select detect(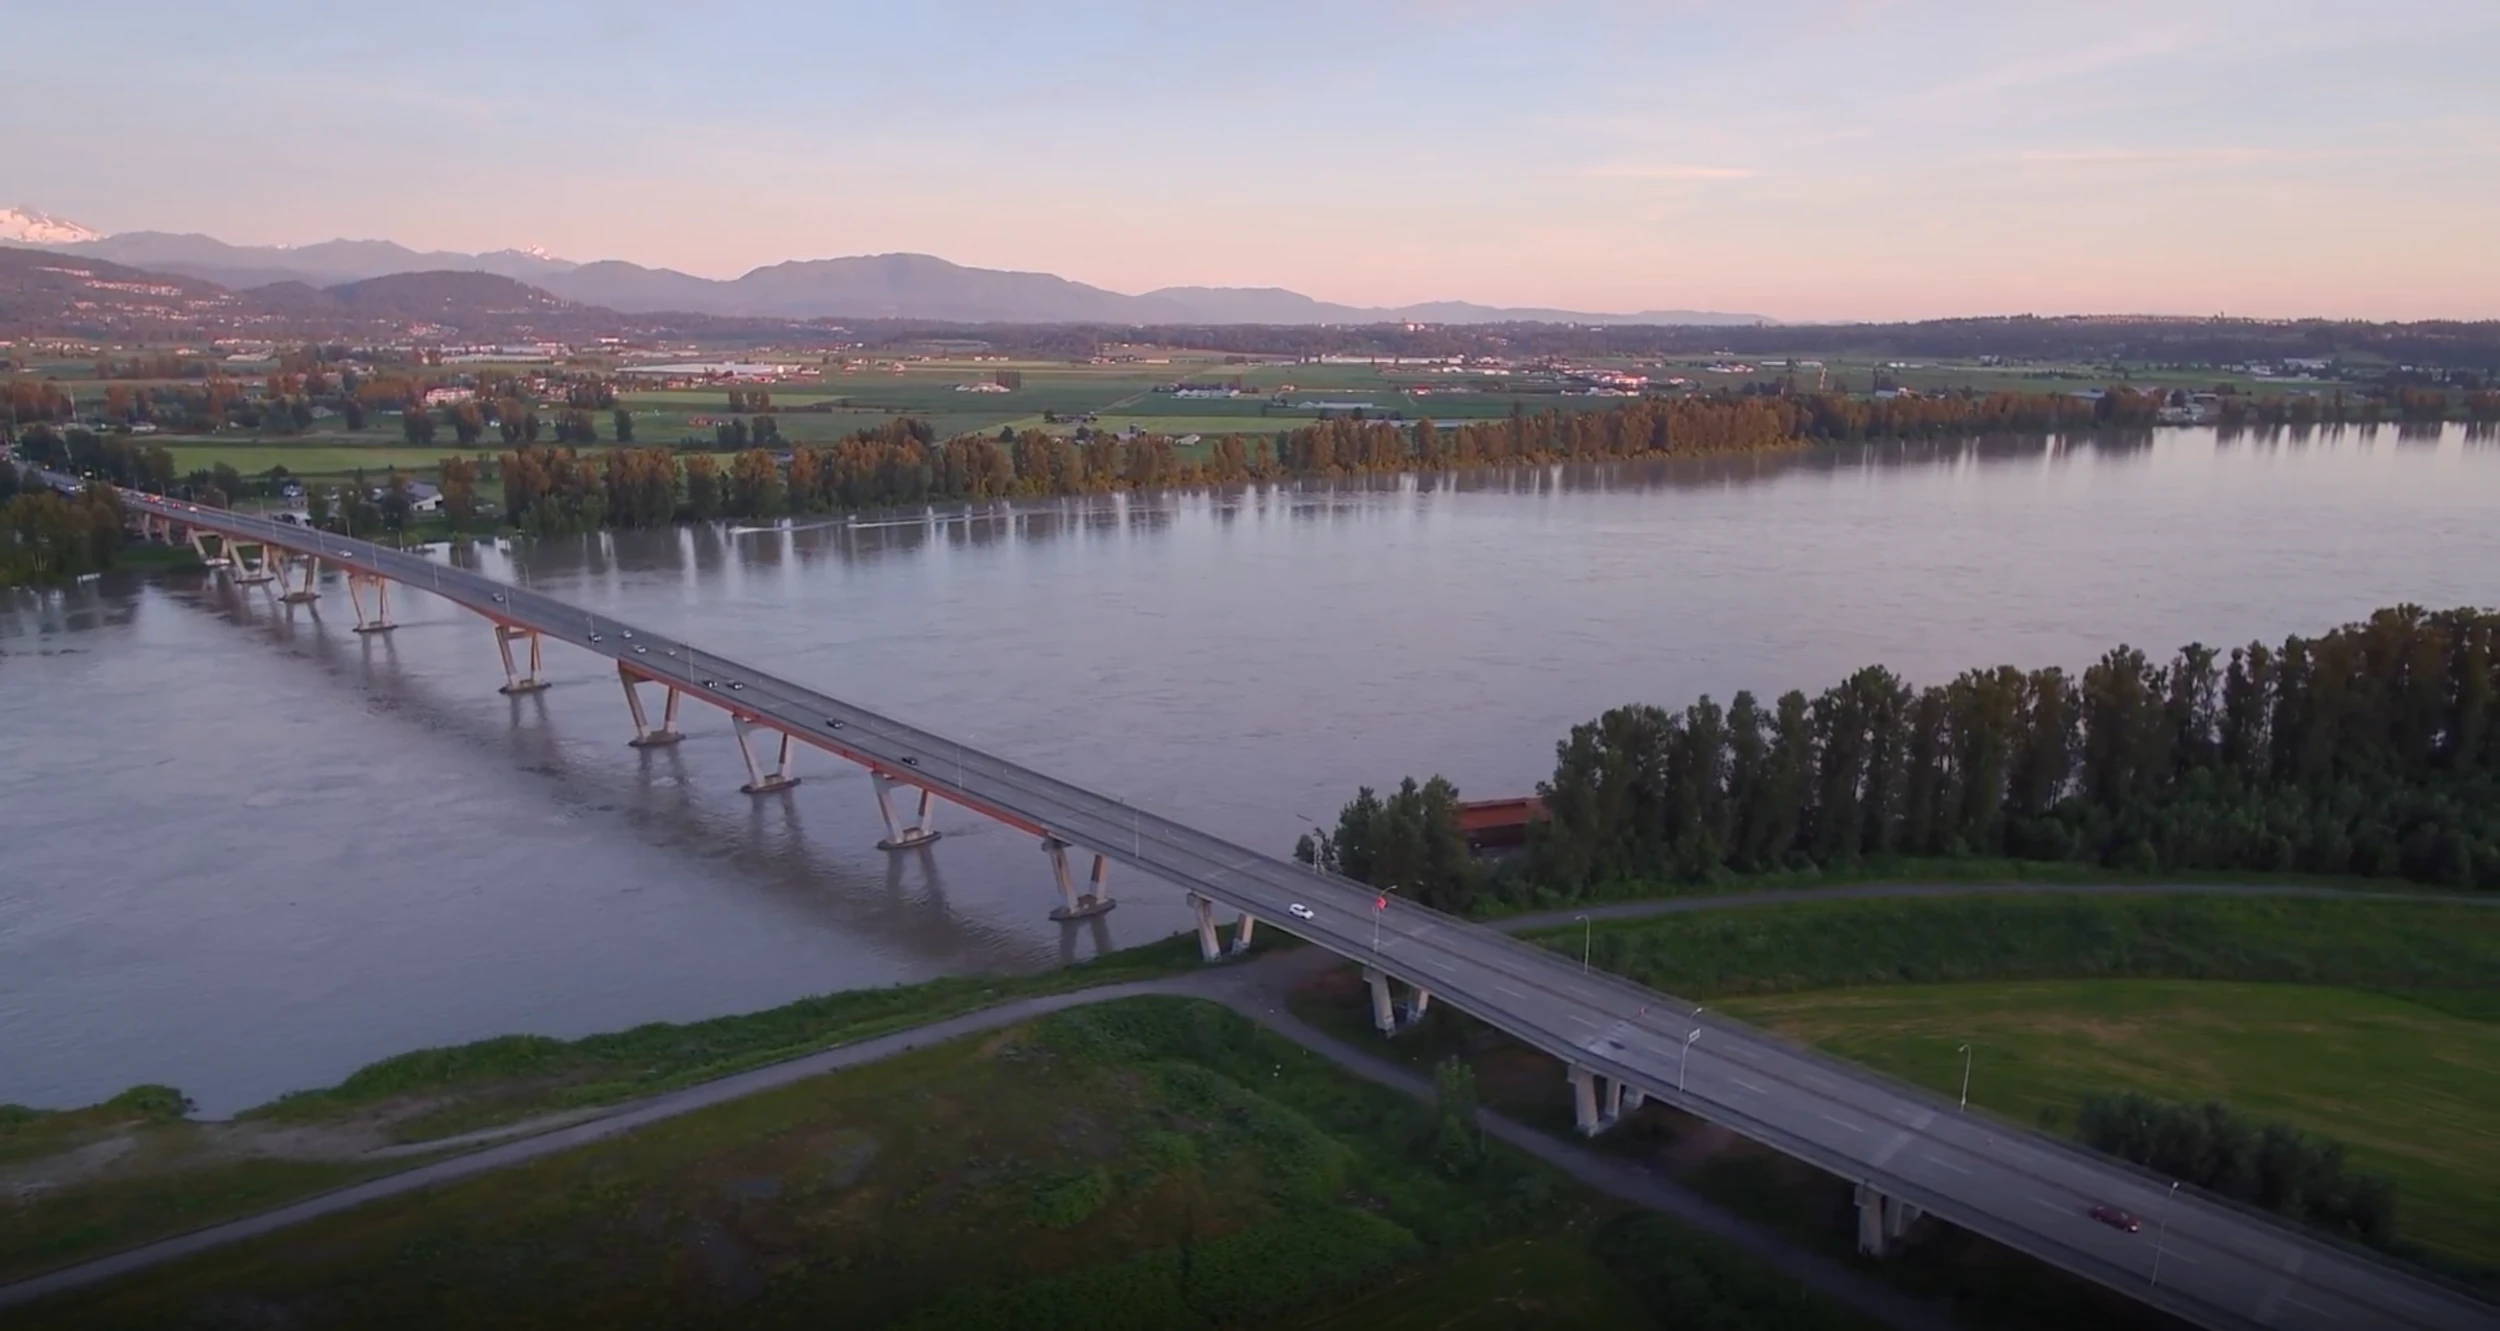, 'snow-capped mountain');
0,205,102,246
